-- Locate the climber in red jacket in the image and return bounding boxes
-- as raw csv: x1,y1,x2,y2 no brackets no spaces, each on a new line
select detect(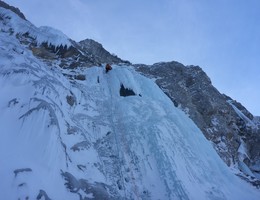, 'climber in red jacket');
105,64,112,73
